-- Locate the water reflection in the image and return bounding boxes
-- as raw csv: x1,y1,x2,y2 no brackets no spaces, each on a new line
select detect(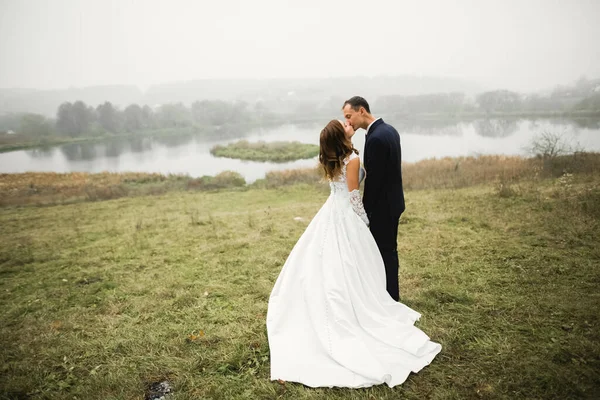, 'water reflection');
389,118,463,136
26,146,56,158
130,137,153,153
60,143,98,161
473,119,518,138
154,135,195,148
106,141,123,158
